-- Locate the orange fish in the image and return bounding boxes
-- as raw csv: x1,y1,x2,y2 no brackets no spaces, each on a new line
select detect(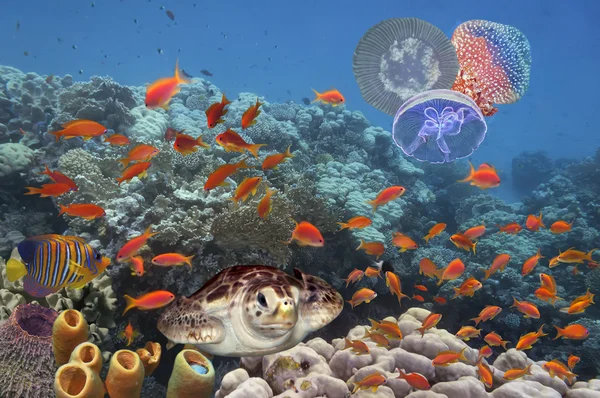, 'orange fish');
215,128,267,158
436,258,465,286
414,284,428,292
351,372,387,394
476,358,494,389
497,222,522,234
58,203,105,220
288,220,324,247
261,145,294,170
534,287,562,306
385,271,409,306
392,232,418,252
464,224,486,240
50,119,107,141
206,93,231,128
122,290,176,315
343,269,364,287
557,248,597,264
449,233,477,254
455,326,481,341
363,328,390,348
478,345,493,359
204,159,251,191
542,360,577,384
550,220,573,234
257,188,277,219
356,239,385,259
366,186,405,214
471,305,502,326
119,144,160,168
119,321,140,347
419,258,442,280
548,255,561,268
572,265,580,276
174,132,210,155
128,255,145,277
481,253,511,281
241,98,263,129
503,364,532,381
511,297,540,319
423,223,446,244
522,248,544,276
417,313,442,337
369,319,402,339
337,216,372,231
560,291,594,314
568,355,580,370
24,183,74,197
553,324,589,340
18,127,27,135
516,324,547,350
412,294,425,302
103,134,130,146
364,266,382,279
525,212,545,231
539,273,557,294
396,368,430,390
452,276,482,298
346,288,377,308
588,259,600,269
145,60,190,109
152,253,194,270
39,165,78,190
311,88,345,106
116,162,152,186
116,226,158,263
344,337,370,355
230,176,262,205
433,296,447,305
484,332,509,349
458,162,500,189
432,347,467,366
